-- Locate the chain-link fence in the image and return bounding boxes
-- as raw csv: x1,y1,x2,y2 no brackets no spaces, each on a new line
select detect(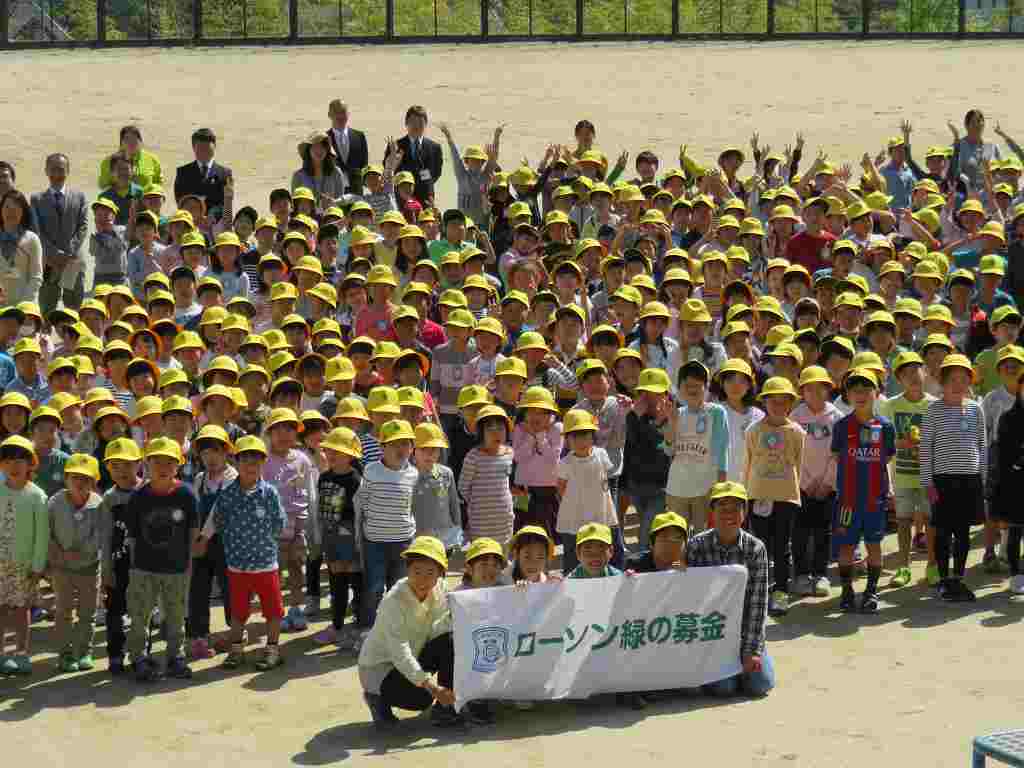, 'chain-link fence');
2,0,1020,44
